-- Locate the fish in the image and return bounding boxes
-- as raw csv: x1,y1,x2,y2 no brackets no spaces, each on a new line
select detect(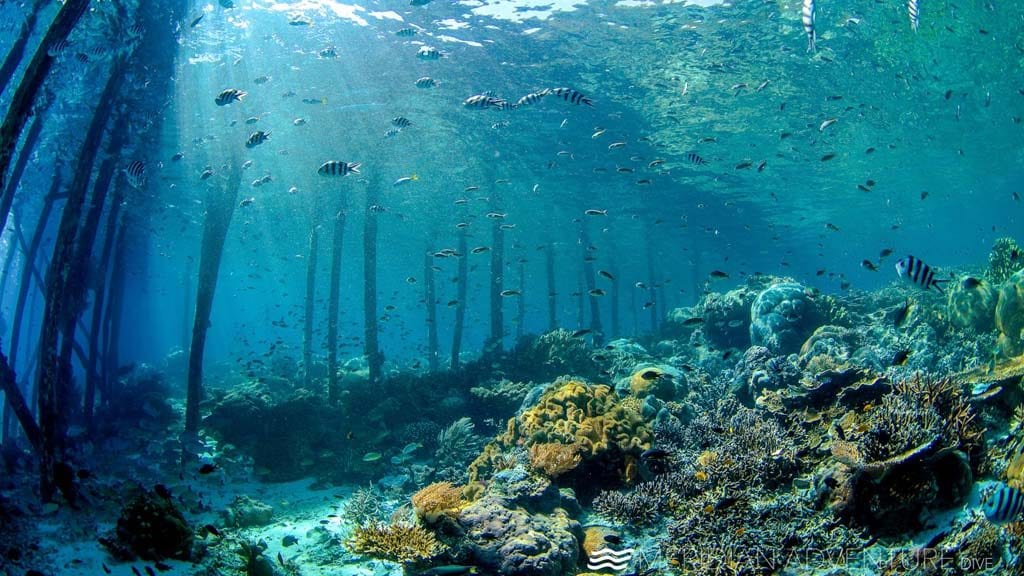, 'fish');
145,567,156,576
879,248,893,259
463,95,509,109
500,290,521,297
293,118,307,126
571,329,592,337
392,116,413,128
709,270,729,279
801,0,816,52
515,92,546,107
278,552,286,566
642,301,654,309
908,0,920,32
416,566,478,576
125,160,146,188
215,88,246,106
189,14,204,28
735,160,752,170
825,223,840,232
319,46,338,58
471,247,490,254
406,277,417,284
895,255,947,292
857,184,871,192
486,212,506,219
393,175,419,186
198,463,216,474
984,483,1024,523
302,97,327,105
641,448,670,460
200,168,215,180
417,46,442,60
132,567,142,576
362,452,383,462
603,534,623,545
757,160,767,172
245,116,260,125
892,350,911,365
245,131,270,148
282,535,299,547
648,159,665,168
588,289,606,296
584,209,607,216
318,161,361,176
608,142,626,149
288,16,311,26
253,75,271,85
961,277,982,290
203,523,222,537
447,300,459,307
681,317,704,326
415,77,438,88
821,153,836,161
547,87,594,106
396,27,417,37
239,197,255,207
685,152,708,165
861,259,878,272
819,118,838,131
384,128,401,138
592,128,607,138
920,191,929,200
599,270,615,280
894,299,914,328
102,563,112,574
